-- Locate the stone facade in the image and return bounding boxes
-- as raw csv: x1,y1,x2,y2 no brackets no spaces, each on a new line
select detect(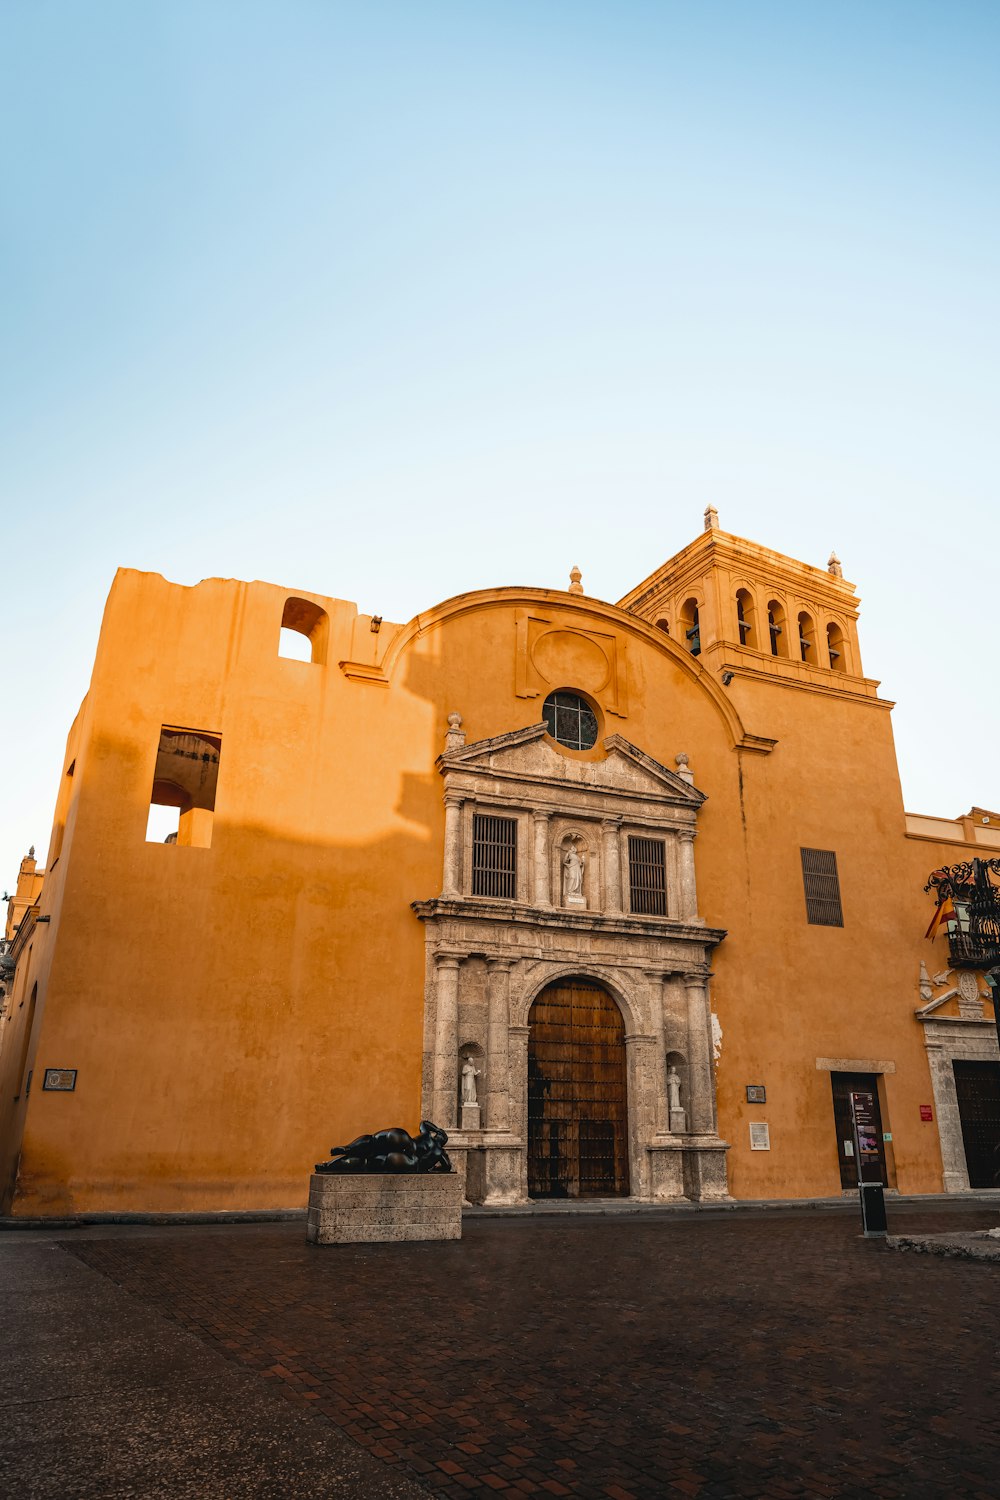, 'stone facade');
916,975,1000,1193
306,1172,464,1244
412,722,729,1205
